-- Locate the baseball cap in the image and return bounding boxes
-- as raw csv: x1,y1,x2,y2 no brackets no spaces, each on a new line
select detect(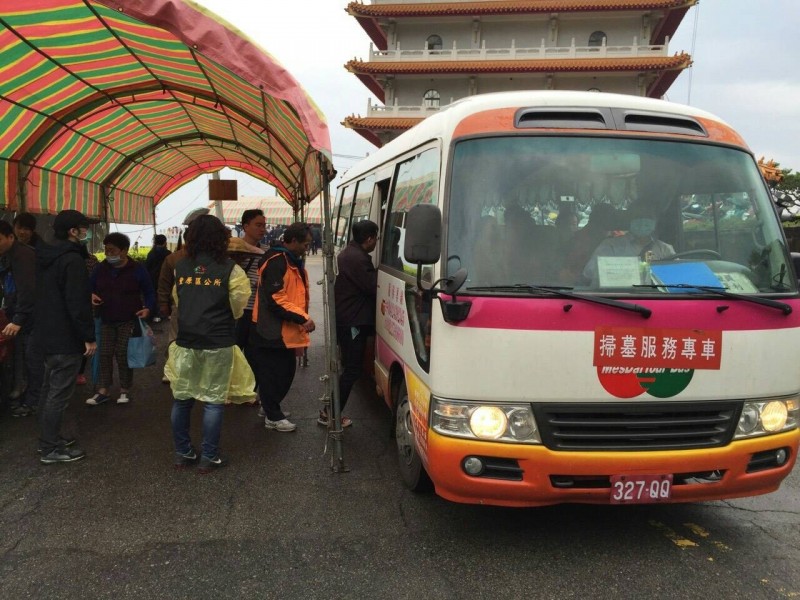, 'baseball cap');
53,209,99,233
